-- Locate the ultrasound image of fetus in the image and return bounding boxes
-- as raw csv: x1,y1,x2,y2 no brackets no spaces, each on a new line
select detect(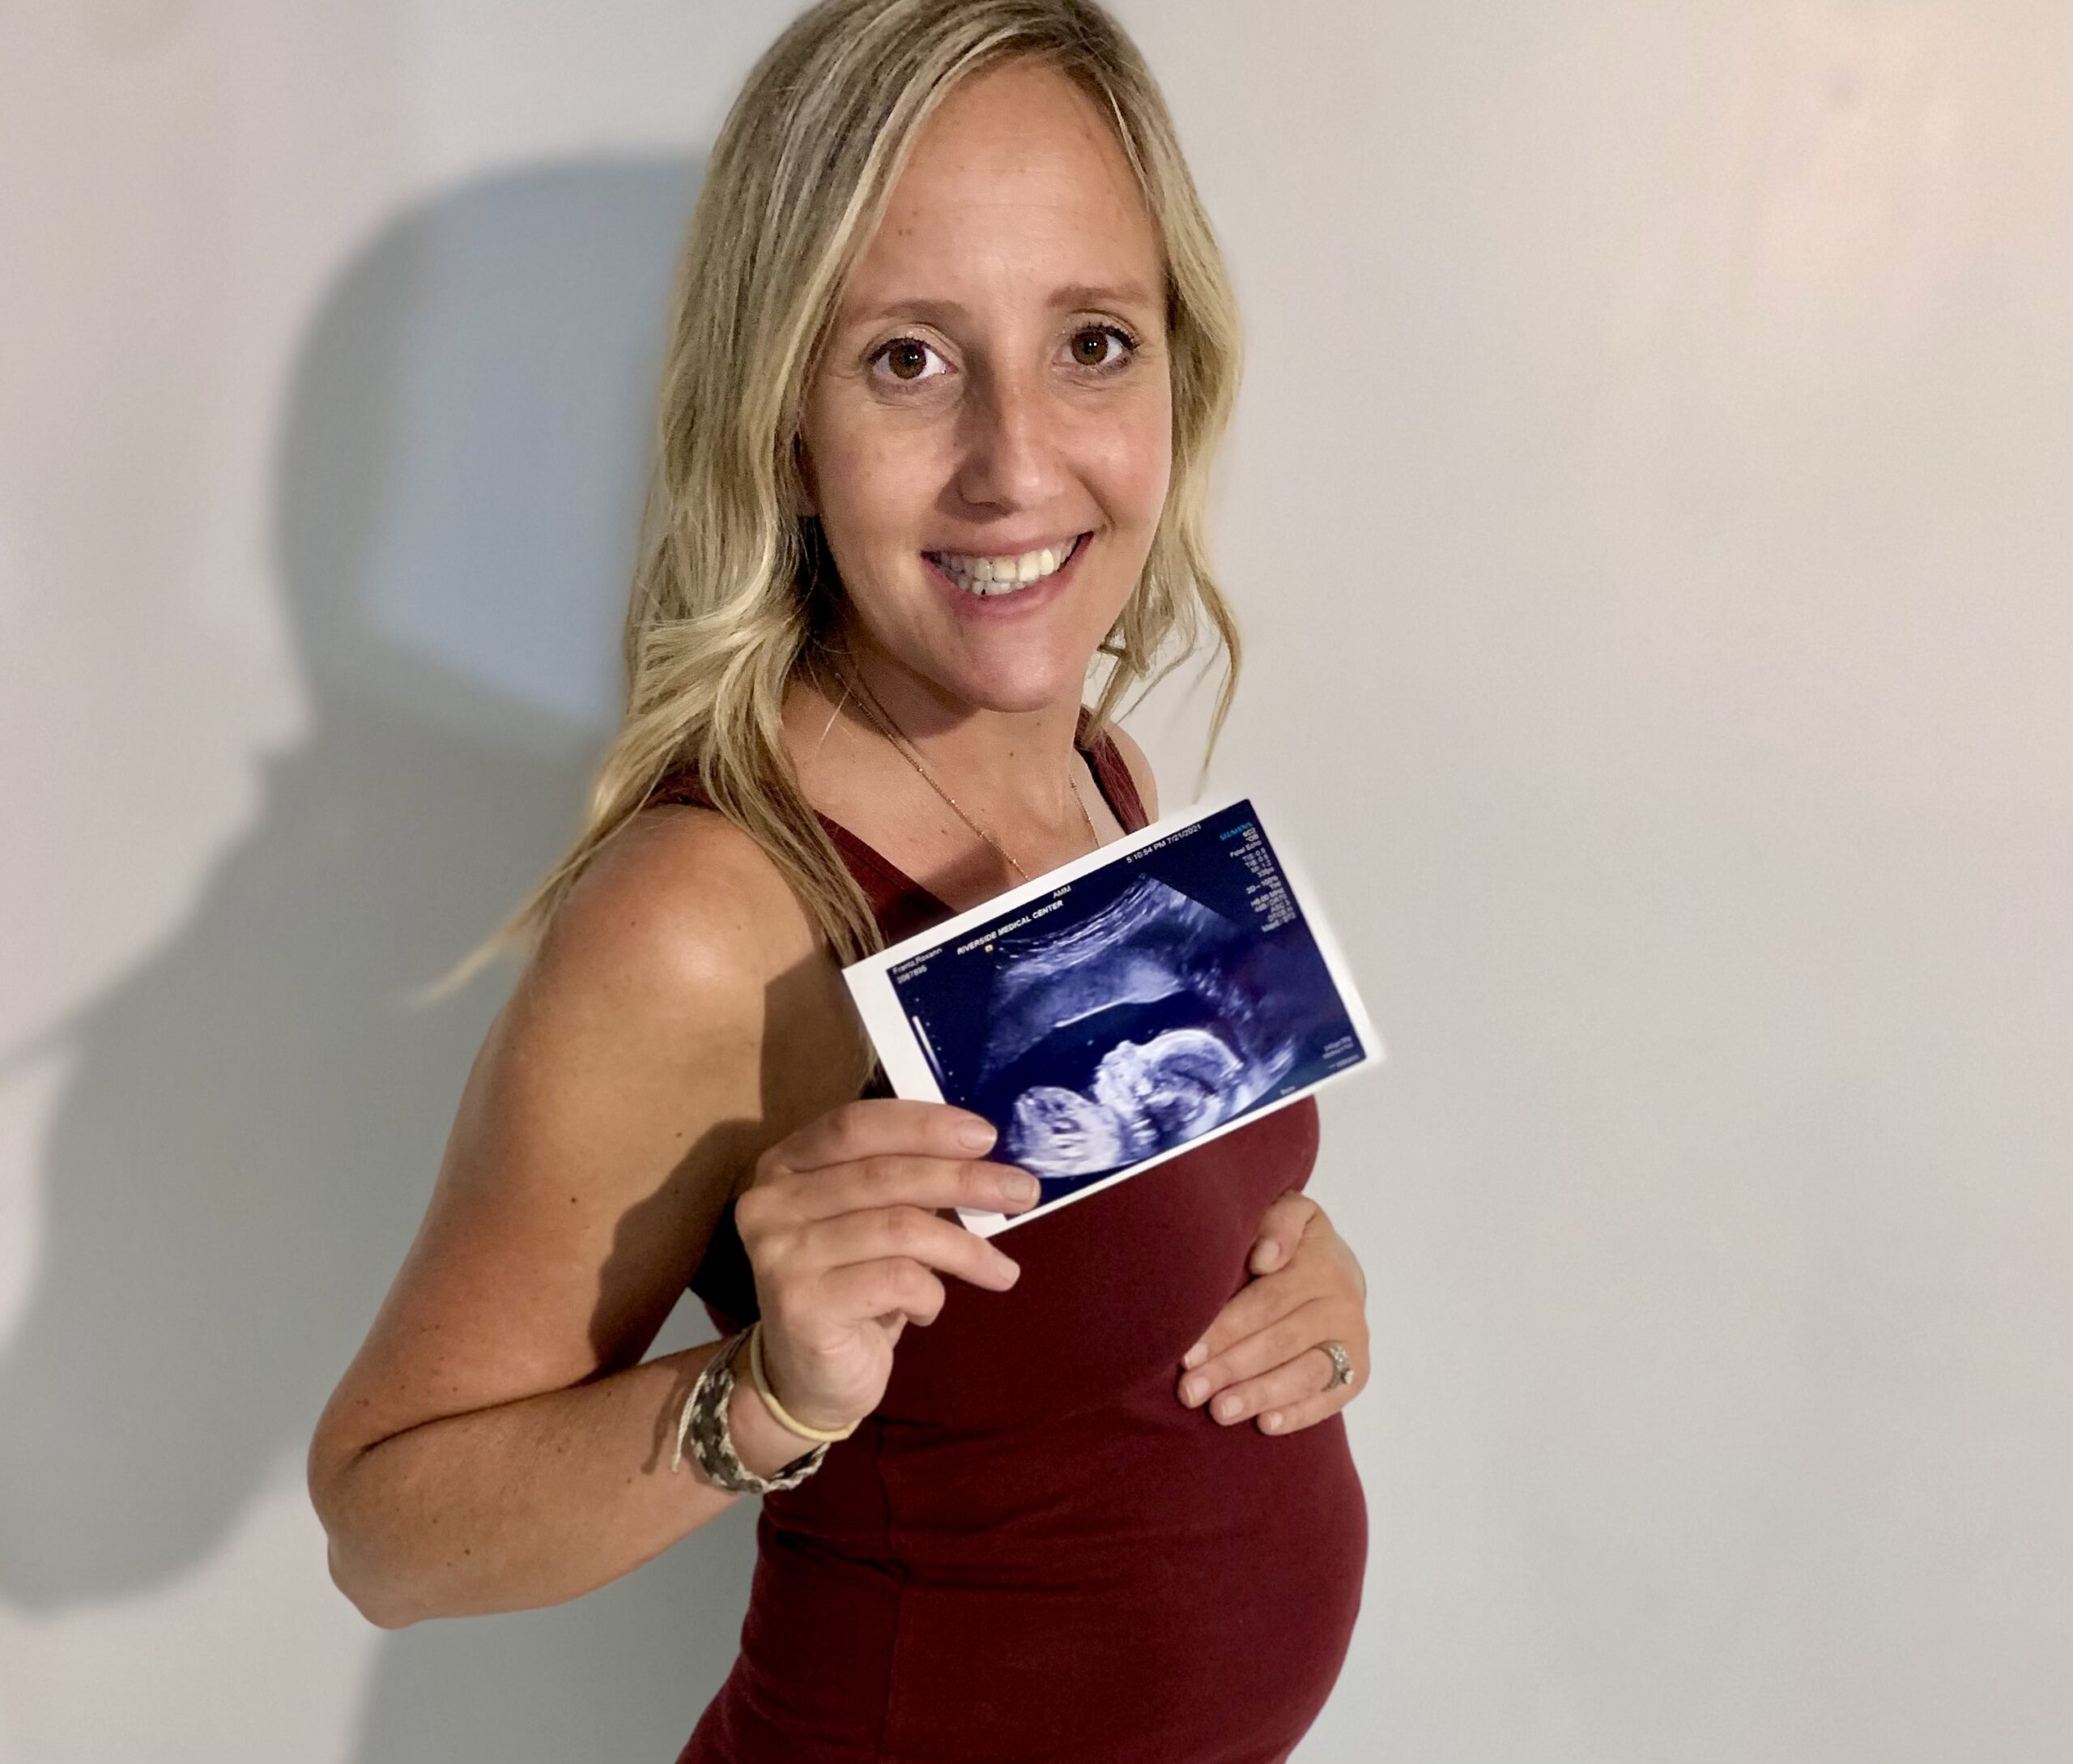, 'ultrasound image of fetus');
1007,1026,1246,1178
1007,1086,1133,1174
972,872,1309,1184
